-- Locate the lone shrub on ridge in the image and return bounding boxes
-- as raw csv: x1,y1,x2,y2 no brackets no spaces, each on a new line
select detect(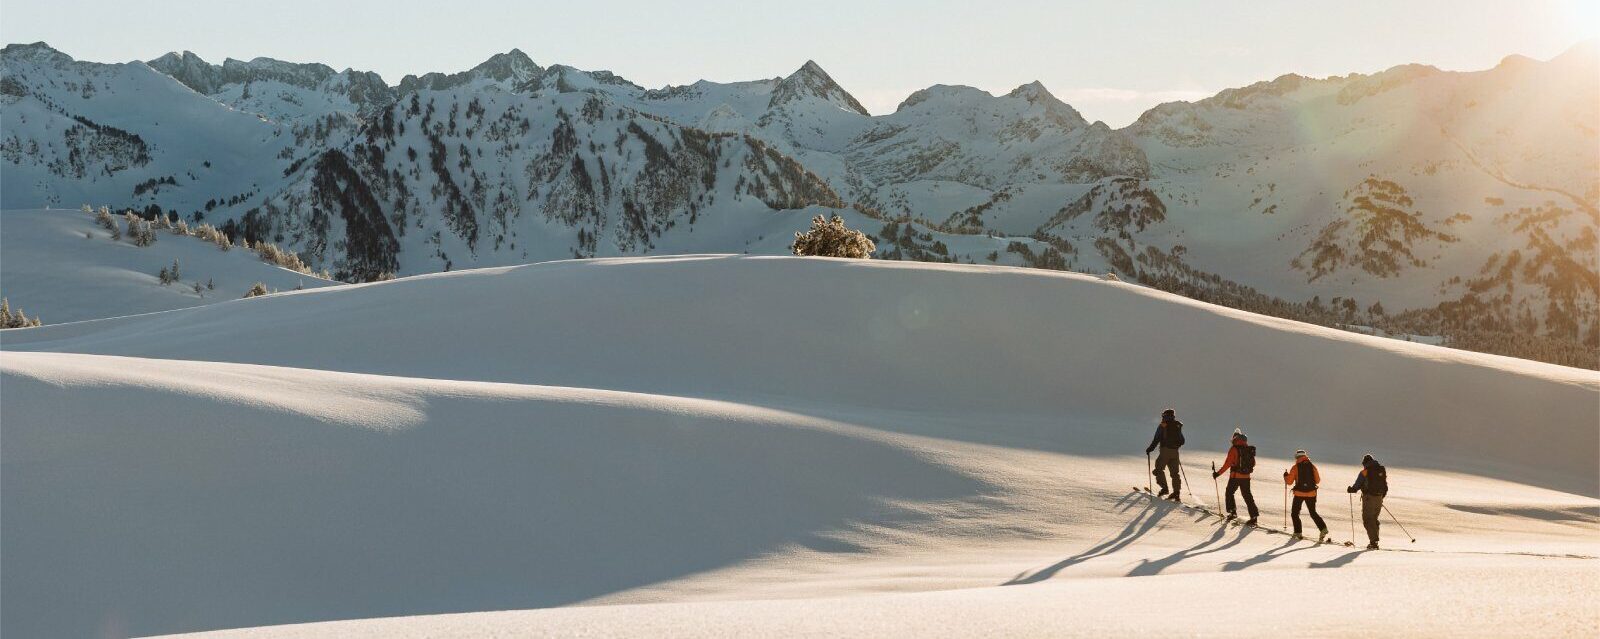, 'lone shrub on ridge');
791,215,875,259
